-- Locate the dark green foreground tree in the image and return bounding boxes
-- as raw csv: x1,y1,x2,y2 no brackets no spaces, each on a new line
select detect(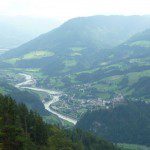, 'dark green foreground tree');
0,94,119,150
0,95,48,149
